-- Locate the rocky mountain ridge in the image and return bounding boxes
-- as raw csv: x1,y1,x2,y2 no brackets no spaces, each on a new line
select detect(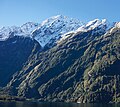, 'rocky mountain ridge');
0,15,120,103
0,15,113,48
